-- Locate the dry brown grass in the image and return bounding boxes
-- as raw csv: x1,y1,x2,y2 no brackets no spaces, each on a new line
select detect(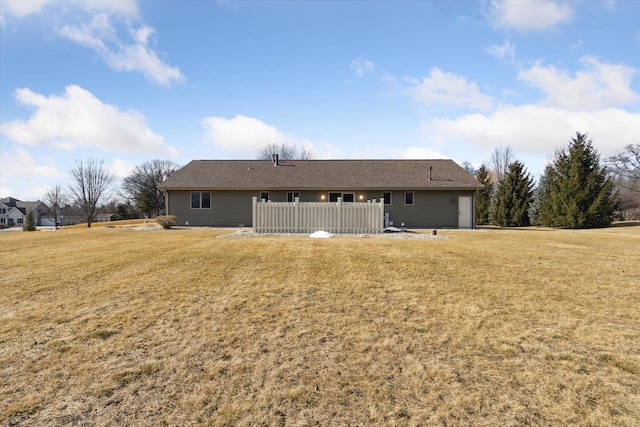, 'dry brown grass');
1,225,639,426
